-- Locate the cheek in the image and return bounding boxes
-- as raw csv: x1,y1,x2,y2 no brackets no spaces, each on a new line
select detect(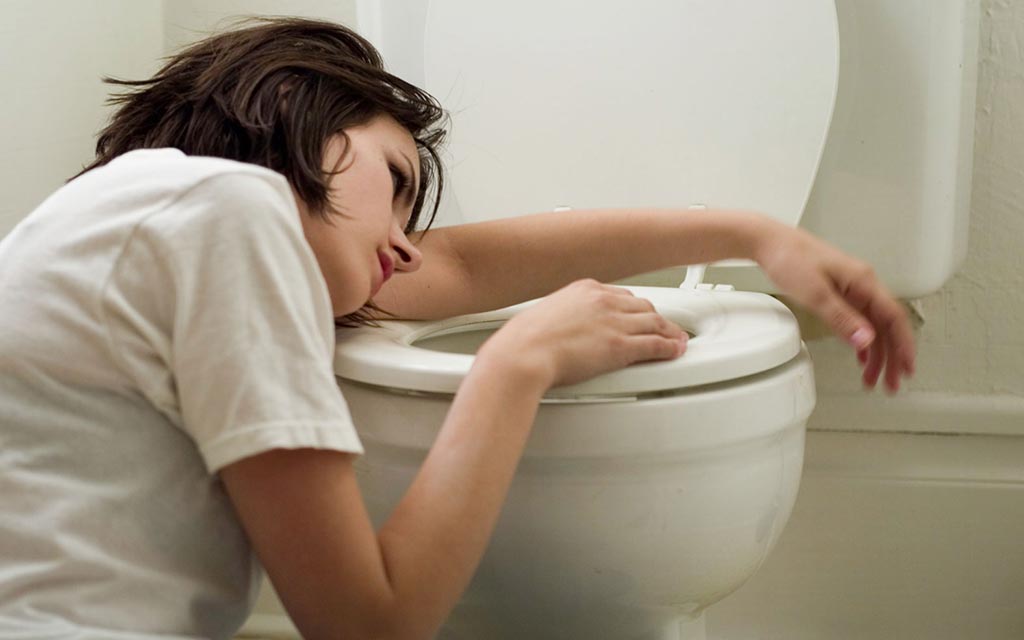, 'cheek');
303,221,366,310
